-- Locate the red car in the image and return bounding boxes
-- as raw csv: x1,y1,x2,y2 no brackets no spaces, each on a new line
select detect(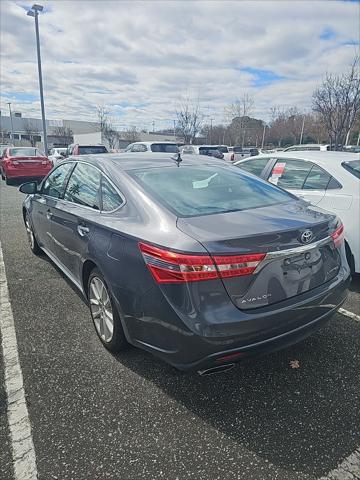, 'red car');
1,147,53,185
